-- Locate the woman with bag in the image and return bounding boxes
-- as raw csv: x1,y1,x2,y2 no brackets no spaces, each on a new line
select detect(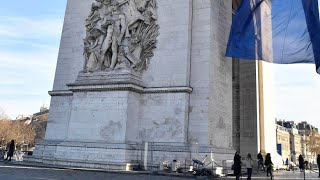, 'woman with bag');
245,153,254,180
